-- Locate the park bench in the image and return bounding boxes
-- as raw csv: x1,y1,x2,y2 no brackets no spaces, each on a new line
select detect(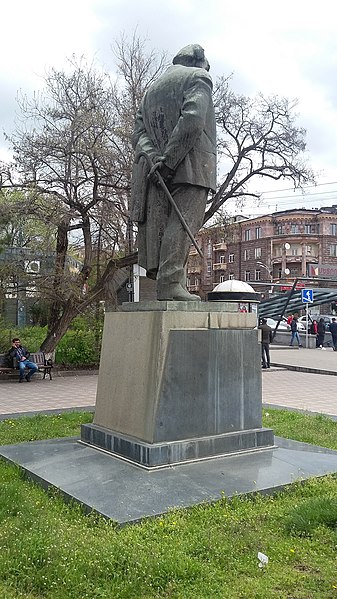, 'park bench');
0,352,53,380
